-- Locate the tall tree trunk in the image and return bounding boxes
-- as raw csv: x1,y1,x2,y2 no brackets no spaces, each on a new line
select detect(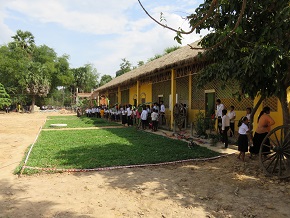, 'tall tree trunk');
250,95,265,131
31,95,35,113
